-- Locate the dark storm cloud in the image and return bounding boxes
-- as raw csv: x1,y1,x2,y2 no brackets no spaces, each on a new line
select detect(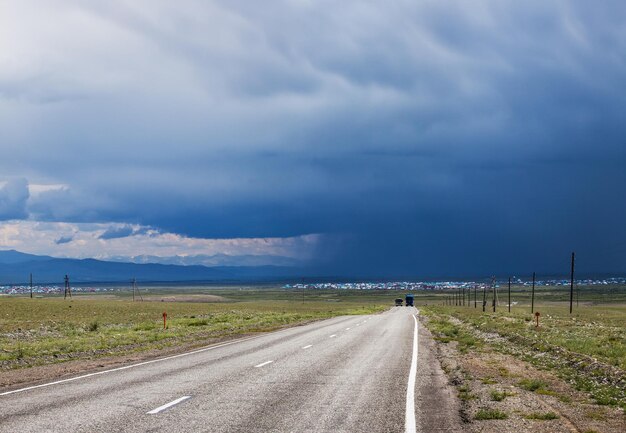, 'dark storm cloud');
1,1,625,276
